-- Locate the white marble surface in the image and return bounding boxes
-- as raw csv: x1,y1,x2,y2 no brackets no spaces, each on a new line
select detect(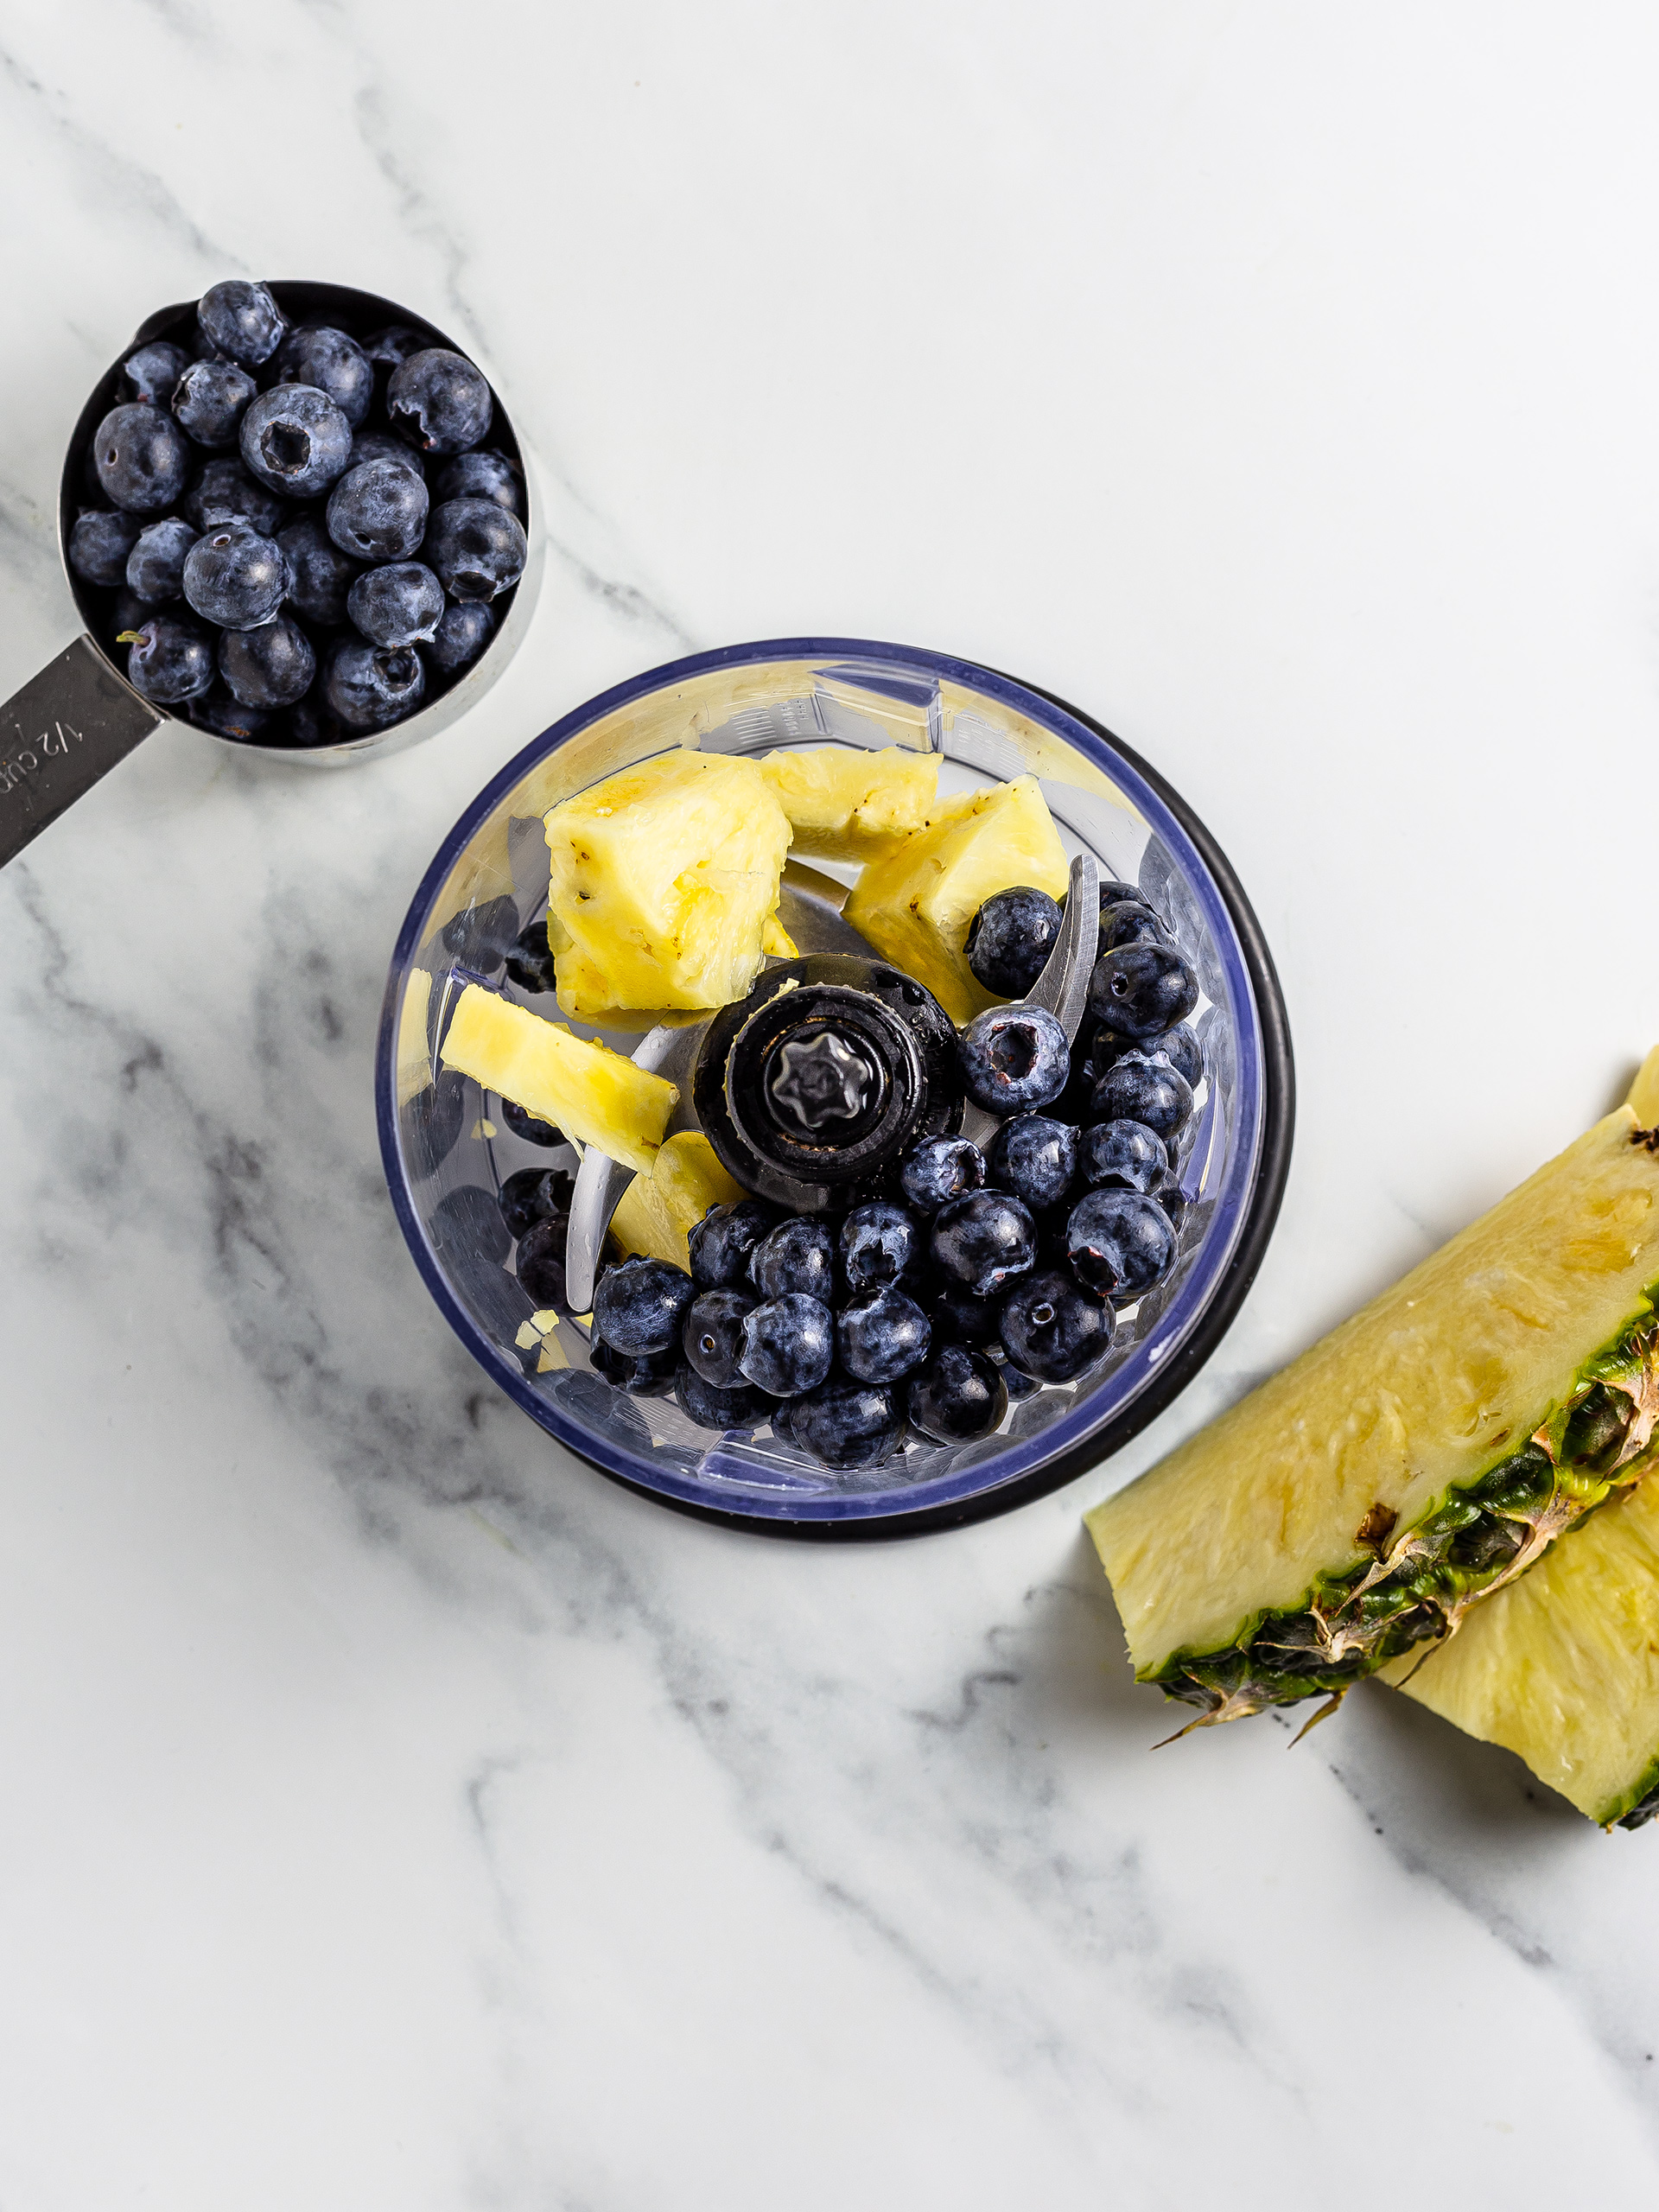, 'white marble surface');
4,5,1659,2204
